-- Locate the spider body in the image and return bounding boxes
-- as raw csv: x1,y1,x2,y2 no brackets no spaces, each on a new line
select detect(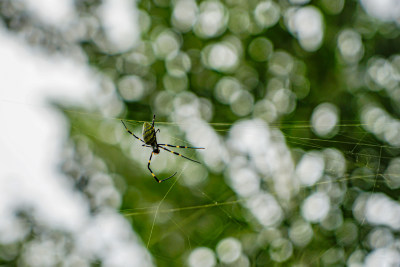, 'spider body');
121,115,204,183
142,122,155,145
142,122,160,154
